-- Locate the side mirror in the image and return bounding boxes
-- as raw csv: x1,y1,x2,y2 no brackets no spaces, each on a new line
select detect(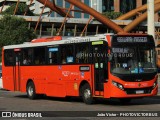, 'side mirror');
108,47,112,62
108,55,113,62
